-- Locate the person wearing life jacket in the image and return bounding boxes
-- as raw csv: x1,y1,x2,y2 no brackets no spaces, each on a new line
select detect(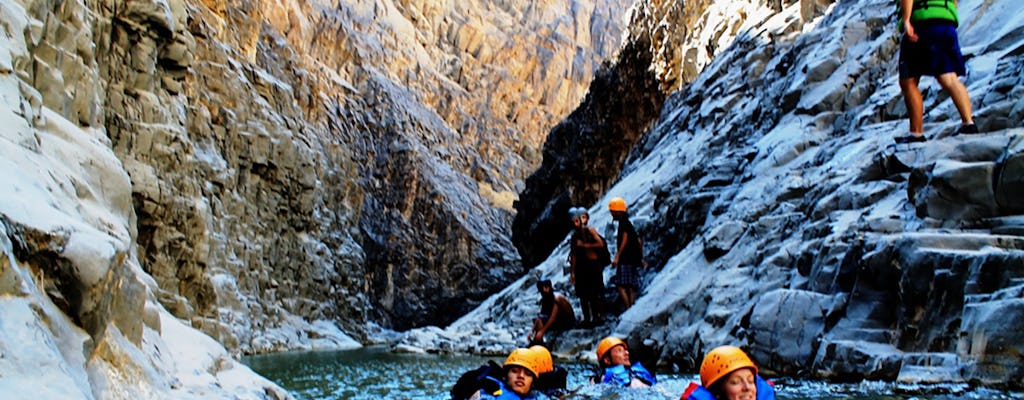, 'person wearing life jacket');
528,345,570,398
472,347,551,400
894,0,977,144
679,346,775,400
452,346,565,400
592,336,656,388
